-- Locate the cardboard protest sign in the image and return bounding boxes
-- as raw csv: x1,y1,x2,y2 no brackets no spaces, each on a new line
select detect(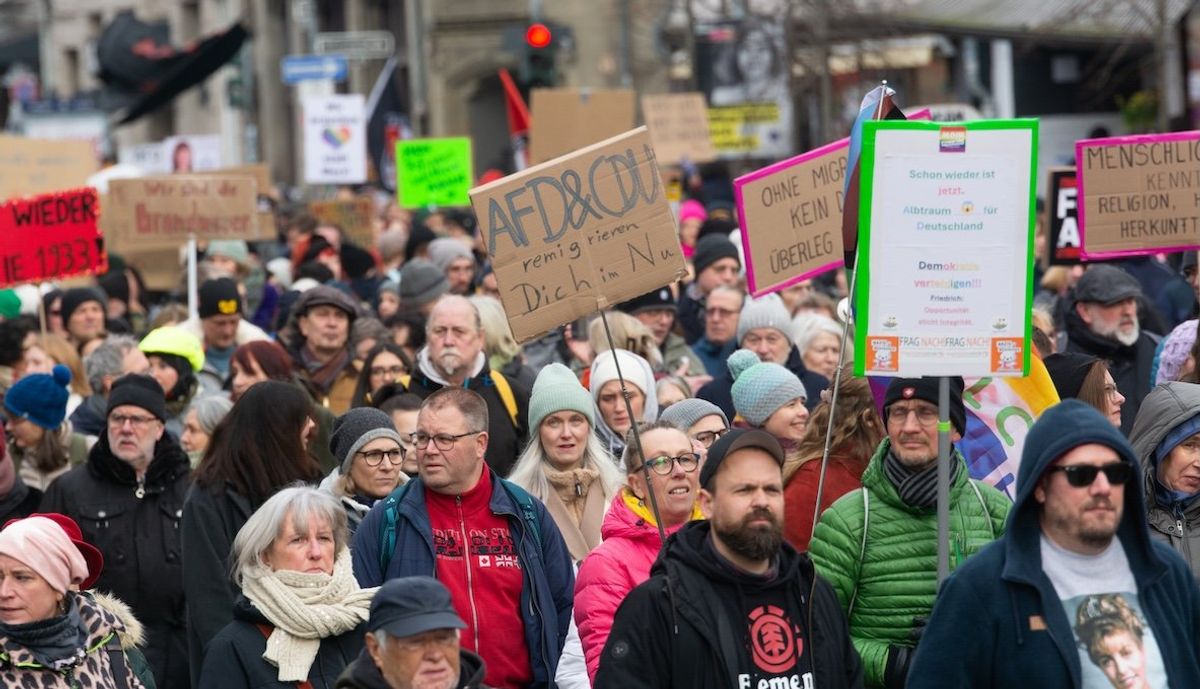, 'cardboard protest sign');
1076,131,1200,259
396,138,473,209
734,139,846,296
529,89,636,165
103,176,260,251
196,164,277,238
0,187,106,288
1046,166,1080,265
0,136,97,201
641,93,717,165
855,119,1038,378
303,95,367,184
470,126,686,343
310,197,376,247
